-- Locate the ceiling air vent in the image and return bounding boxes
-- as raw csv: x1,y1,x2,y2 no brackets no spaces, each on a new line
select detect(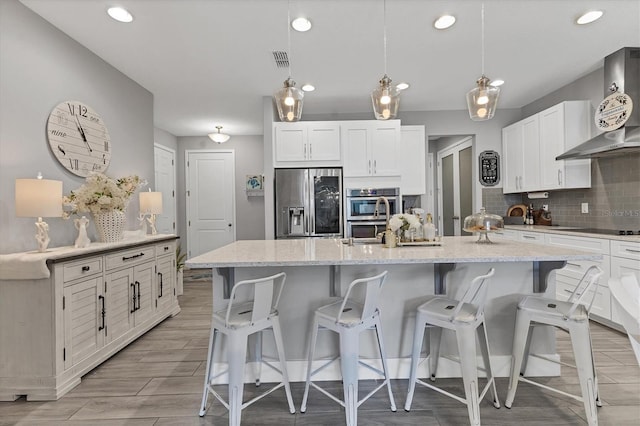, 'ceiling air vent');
272,51,289,68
